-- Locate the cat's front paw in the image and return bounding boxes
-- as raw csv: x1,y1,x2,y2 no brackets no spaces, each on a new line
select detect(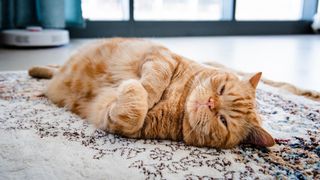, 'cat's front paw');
117,79,148,104
108,79,148,132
